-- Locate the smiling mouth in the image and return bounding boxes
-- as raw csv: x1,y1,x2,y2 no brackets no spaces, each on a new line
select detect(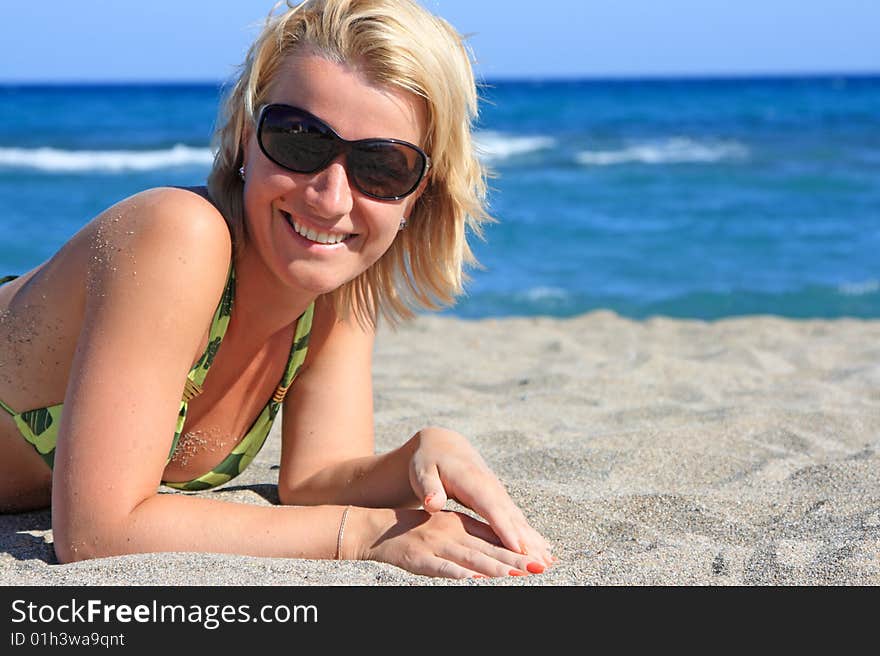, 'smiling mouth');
282,210,355,245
